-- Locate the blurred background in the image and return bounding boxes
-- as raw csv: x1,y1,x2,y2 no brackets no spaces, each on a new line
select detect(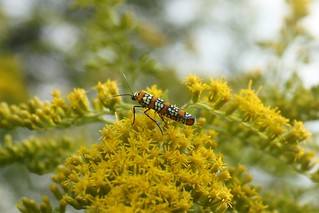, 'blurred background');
1,0,319,212
1,0,319,102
